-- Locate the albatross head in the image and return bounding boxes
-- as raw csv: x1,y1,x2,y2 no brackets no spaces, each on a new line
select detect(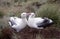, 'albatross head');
29,13,35,18
21,13,27,18
21,13,31,19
